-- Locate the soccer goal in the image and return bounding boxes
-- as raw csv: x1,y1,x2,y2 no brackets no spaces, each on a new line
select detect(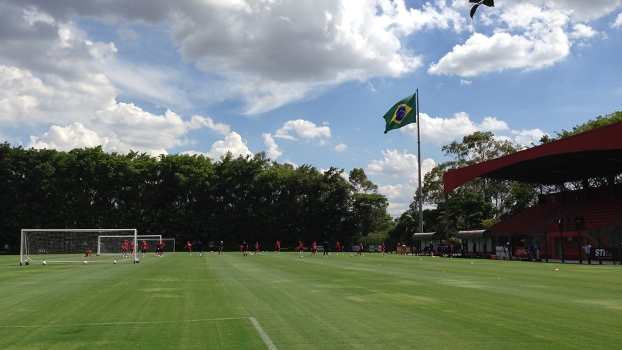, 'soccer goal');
20,229,137,265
